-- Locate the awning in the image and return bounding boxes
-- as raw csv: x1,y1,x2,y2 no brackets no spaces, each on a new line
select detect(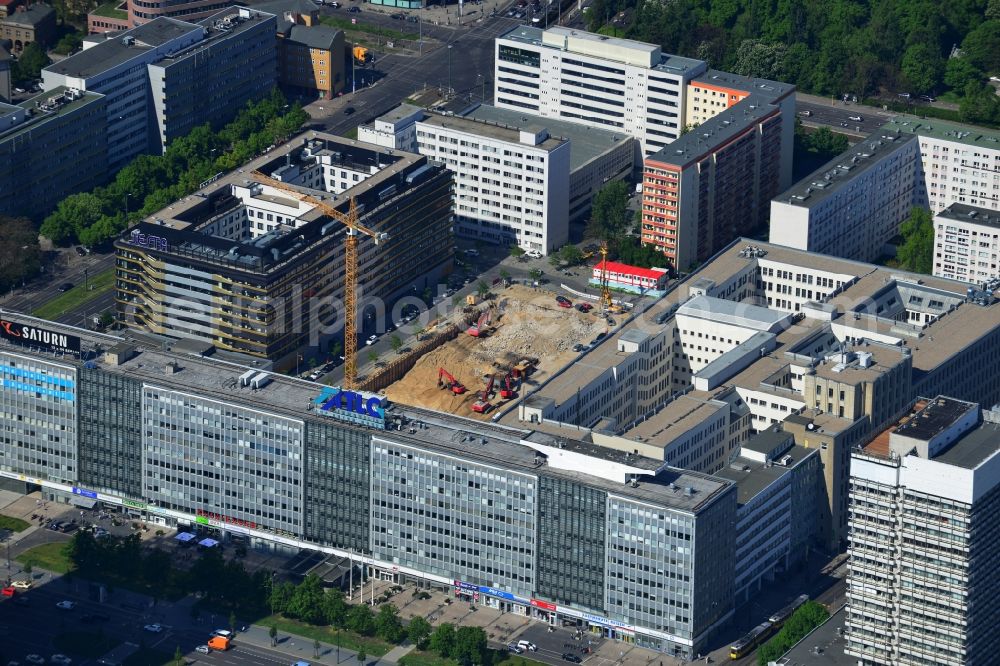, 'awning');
175,532,196,542
71,497,97,509
198,538,219,548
